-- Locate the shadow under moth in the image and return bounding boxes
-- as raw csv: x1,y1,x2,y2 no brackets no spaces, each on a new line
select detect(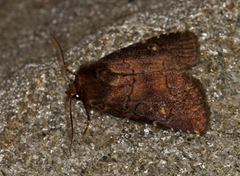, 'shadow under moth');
50,31,210,154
